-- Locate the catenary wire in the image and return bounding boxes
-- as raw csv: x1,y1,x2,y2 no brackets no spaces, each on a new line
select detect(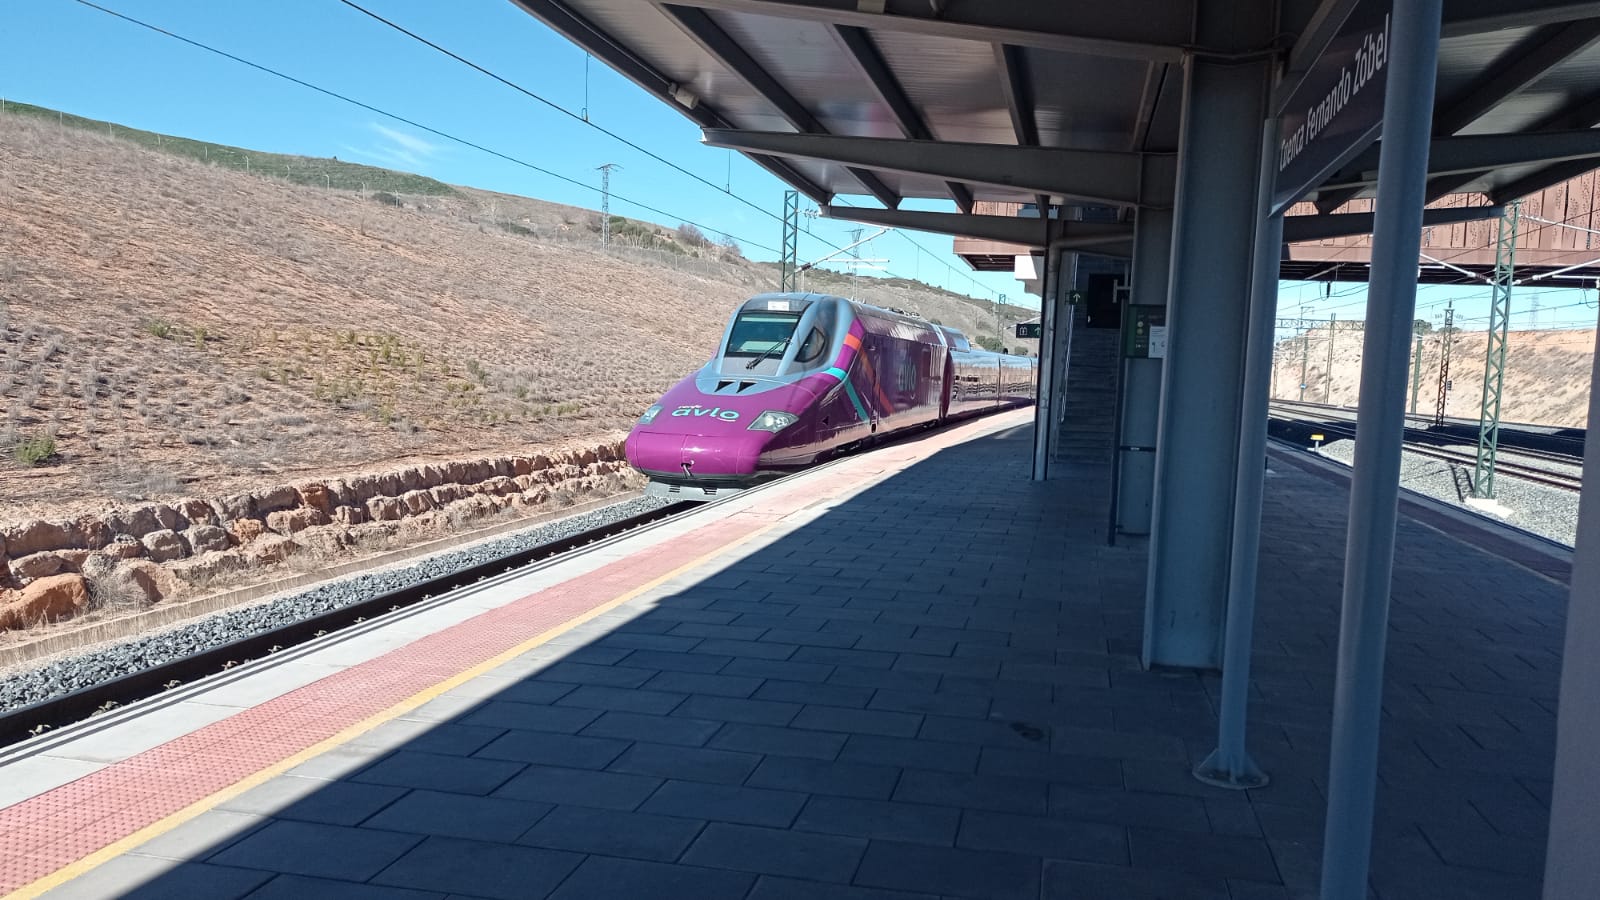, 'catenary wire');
73,0,788,255
331,0,1003,300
